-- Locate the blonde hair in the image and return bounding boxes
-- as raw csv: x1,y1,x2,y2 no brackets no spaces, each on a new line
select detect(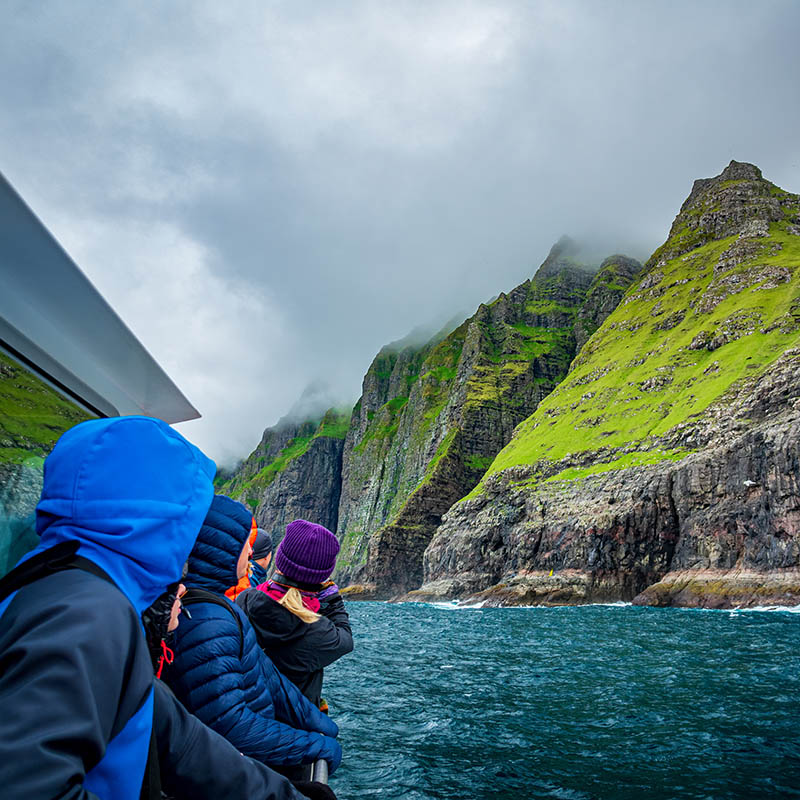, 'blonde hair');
279,587,320,624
